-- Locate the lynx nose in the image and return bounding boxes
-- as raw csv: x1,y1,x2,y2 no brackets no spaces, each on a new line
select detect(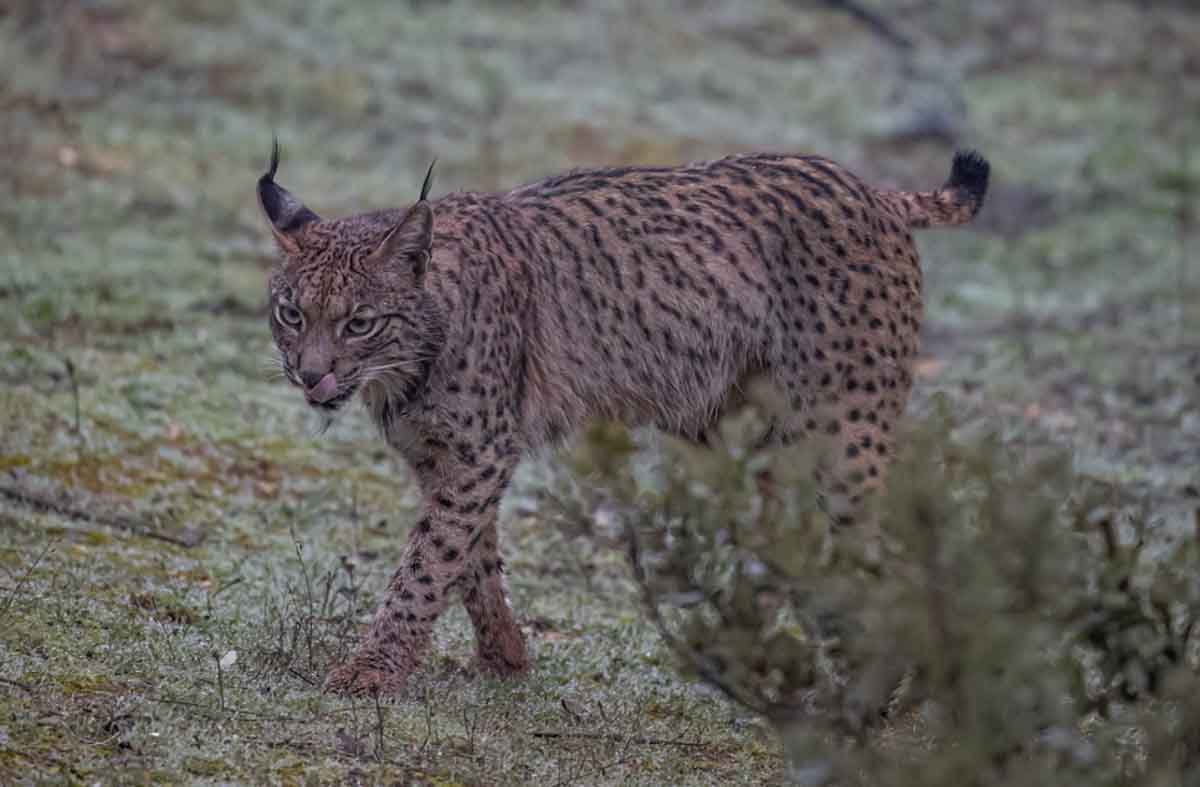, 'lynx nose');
298,369,326,389
302,372,339,404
